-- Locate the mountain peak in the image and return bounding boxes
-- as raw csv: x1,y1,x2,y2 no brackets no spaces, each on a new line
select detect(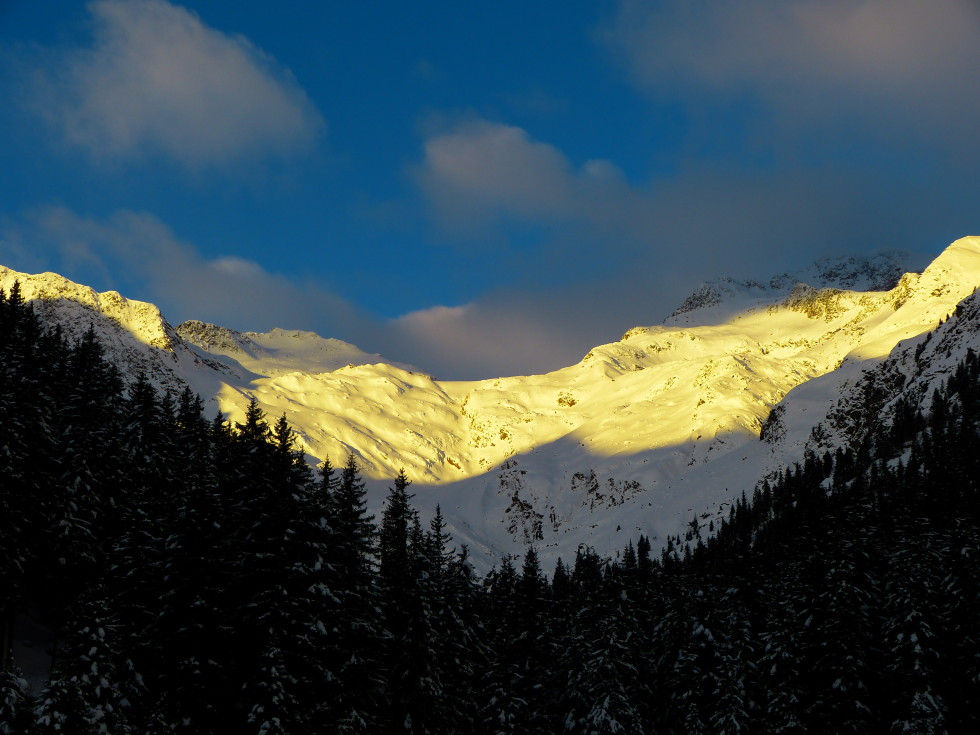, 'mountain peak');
804,249,912,291
0,265,177,351
920,235,980,280
668,249,919,325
